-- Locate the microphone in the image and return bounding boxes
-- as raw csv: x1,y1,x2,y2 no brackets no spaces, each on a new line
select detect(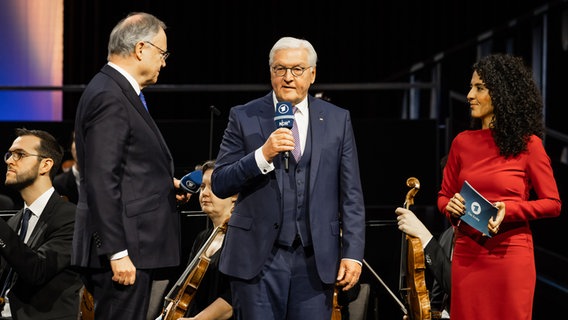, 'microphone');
274,101,294,171
209,105,221,116
180,170,203,194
